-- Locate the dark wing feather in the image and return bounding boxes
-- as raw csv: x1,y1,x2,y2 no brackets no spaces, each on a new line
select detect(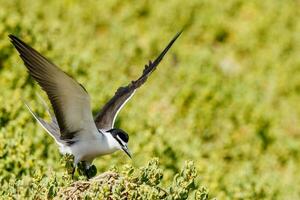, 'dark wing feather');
10,35,97,140
94,31,182,130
